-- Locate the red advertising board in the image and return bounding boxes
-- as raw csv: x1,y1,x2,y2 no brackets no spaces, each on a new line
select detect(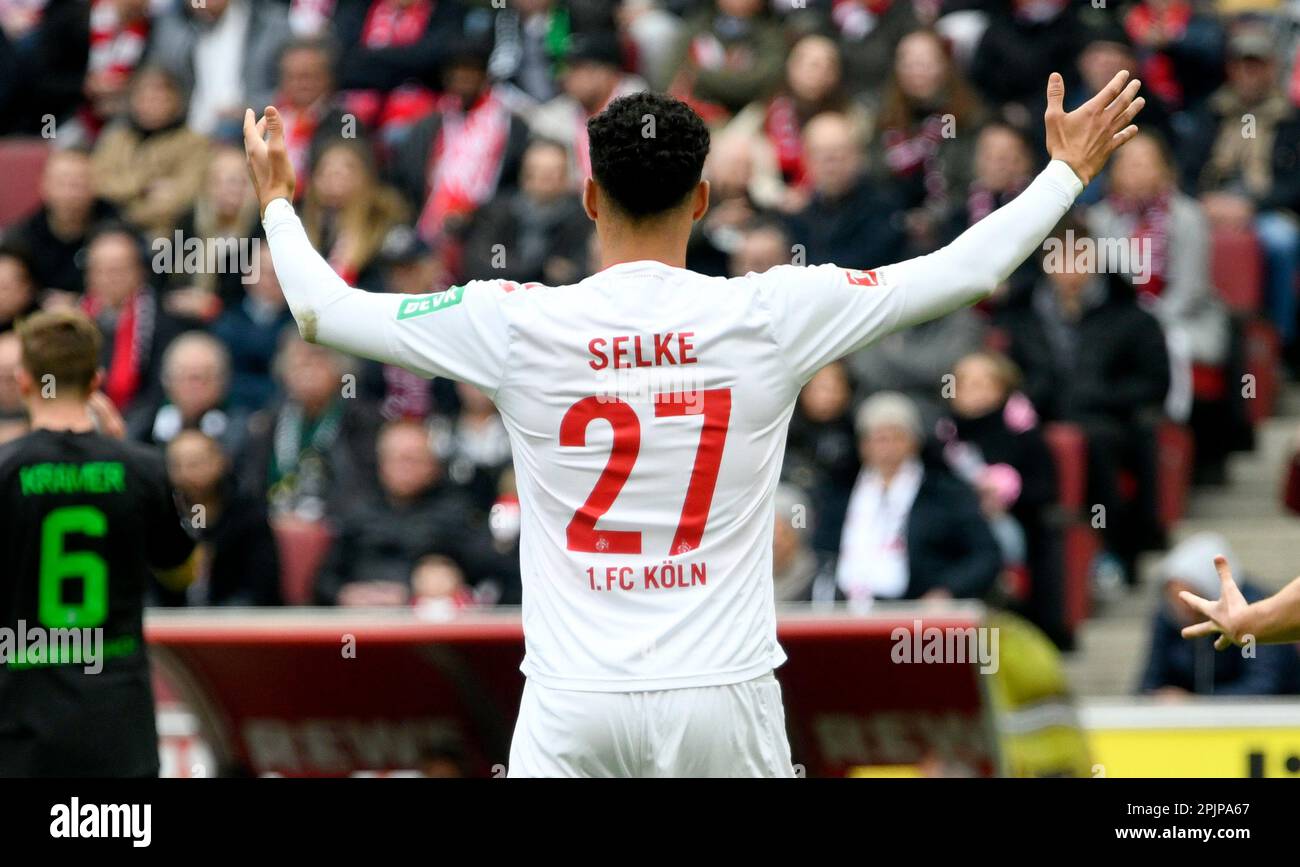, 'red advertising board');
146,605,1000,777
